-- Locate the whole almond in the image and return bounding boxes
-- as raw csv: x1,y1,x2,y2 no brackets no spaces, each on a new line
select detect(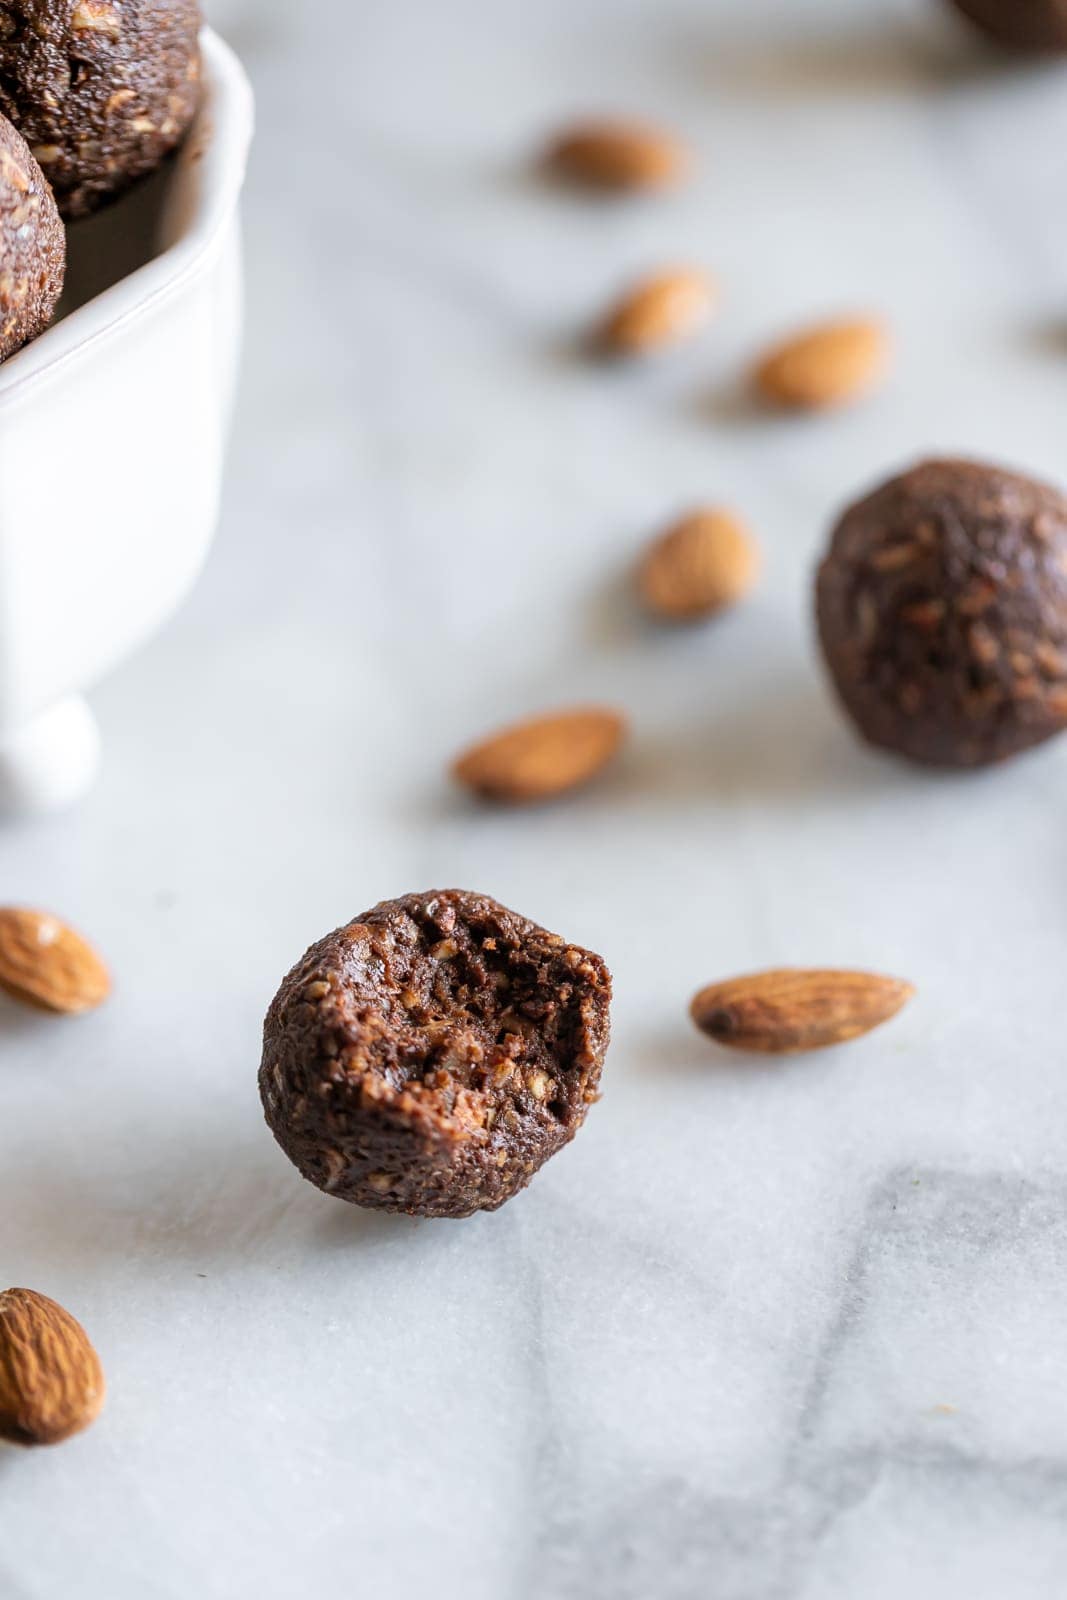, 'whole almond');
545,118,689,192
600,268,716,356
754,317,890,410
639,508,761,621
453,707,627,803
0,908,110,1014
0,1288,106,1446
690,968,914,1054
